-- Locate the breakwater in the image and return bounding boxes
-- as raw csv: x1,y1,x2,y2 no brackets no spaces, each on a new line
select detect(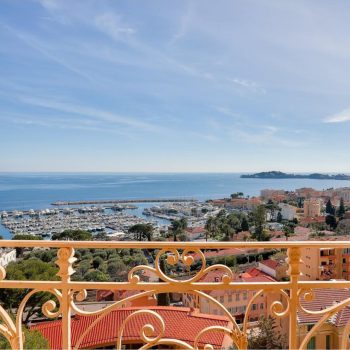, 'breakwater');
52,198,197,206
